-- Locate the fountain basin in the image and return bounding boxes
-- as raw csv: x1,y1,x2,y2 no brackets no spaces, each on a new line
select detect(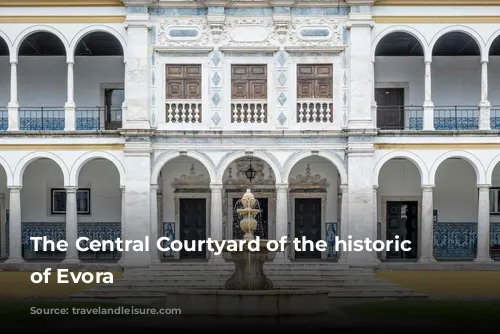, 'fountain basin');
164,289,329,316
